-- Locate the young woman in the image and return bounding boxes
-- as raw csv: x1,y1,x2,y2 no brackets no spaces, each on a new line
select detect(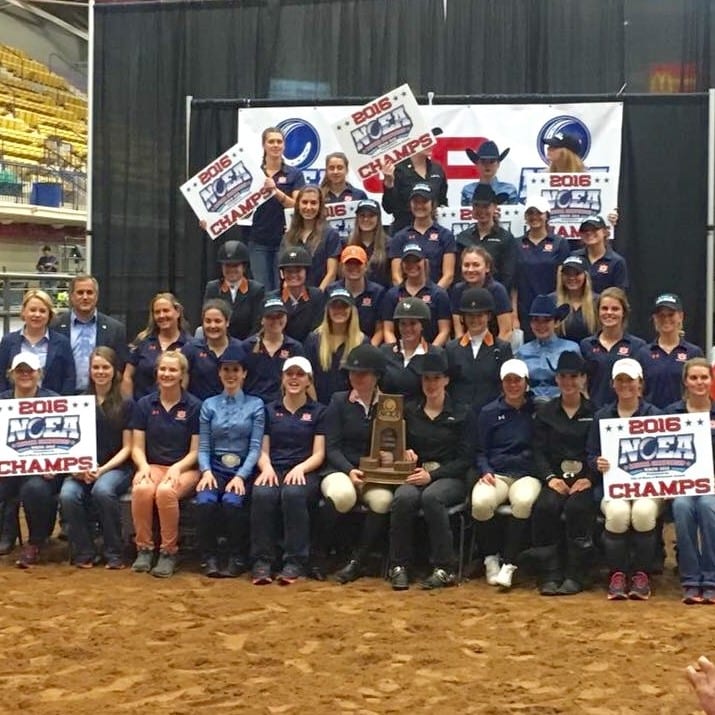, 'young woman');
544,133,586,172
387,183,456,289
59,347,133,569
247,126,305,291
122,292,190,401
251,357,326,585
346,199,391,287
182,299,243,400
0,352,61,567
241,296,304,404
513,197,570,339
388,351,470,590
195,345,264,578
471,359,540,590
572,216,628,295
281,185,342,291
667,358,715,604
130,350,201,578
580,287,646,408
303,287,367,405
450,246,512,342
0,288,75,395
636,293,703,409
319,152,367,204
587,358,662,600
551,255,599,343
